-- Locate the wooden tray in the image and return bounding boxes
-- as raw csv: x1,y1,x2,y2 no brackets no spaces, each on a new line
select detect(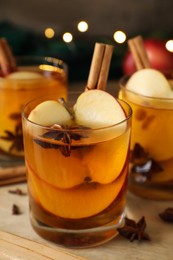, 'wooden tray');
0,230,86,260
